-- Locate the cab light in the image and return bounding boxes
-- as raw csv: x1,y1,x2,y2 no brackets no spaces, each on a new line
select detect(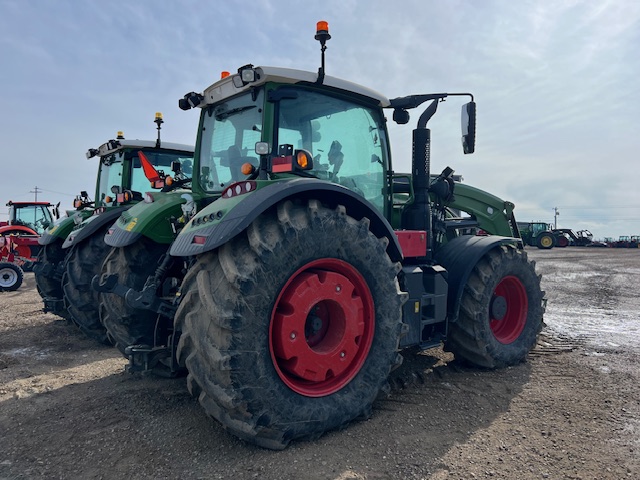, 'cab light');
316,21,329,35
241,68,256,83
117,131,125,139
297,151,309,169
233,64,257,88
221,71,230,78
241,162,255,175
105,195,113,204
144,193,155,203
255,142,270,155
166,176,174,186
117,191,132,203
